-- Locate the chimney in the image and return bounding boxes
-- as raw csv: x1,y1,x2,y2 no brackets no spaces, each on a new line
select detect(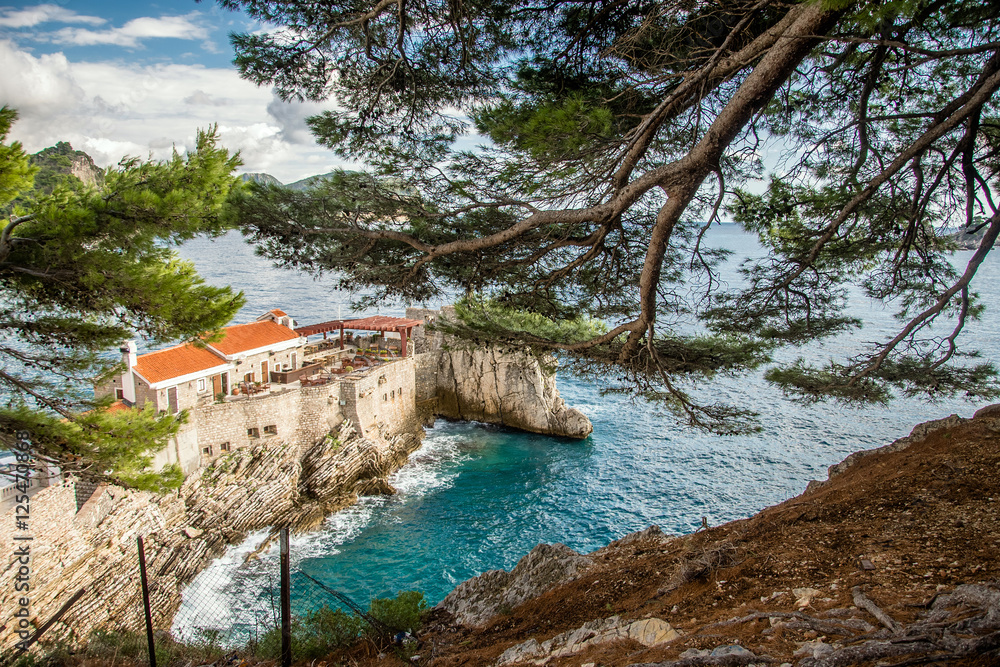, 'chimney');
119,340,137,405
